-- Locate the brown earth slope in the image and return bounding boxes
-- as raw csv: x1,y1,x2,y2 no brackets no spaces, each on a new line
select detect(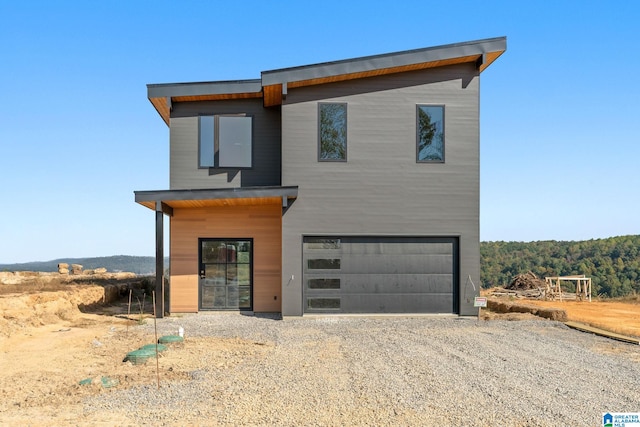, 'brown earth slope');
521,299,640,338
